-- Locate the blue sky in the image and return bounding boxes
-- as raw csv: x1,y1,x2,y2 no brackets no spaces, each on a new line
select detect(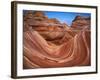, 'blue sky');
45,11,91,26
23,10,91,26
